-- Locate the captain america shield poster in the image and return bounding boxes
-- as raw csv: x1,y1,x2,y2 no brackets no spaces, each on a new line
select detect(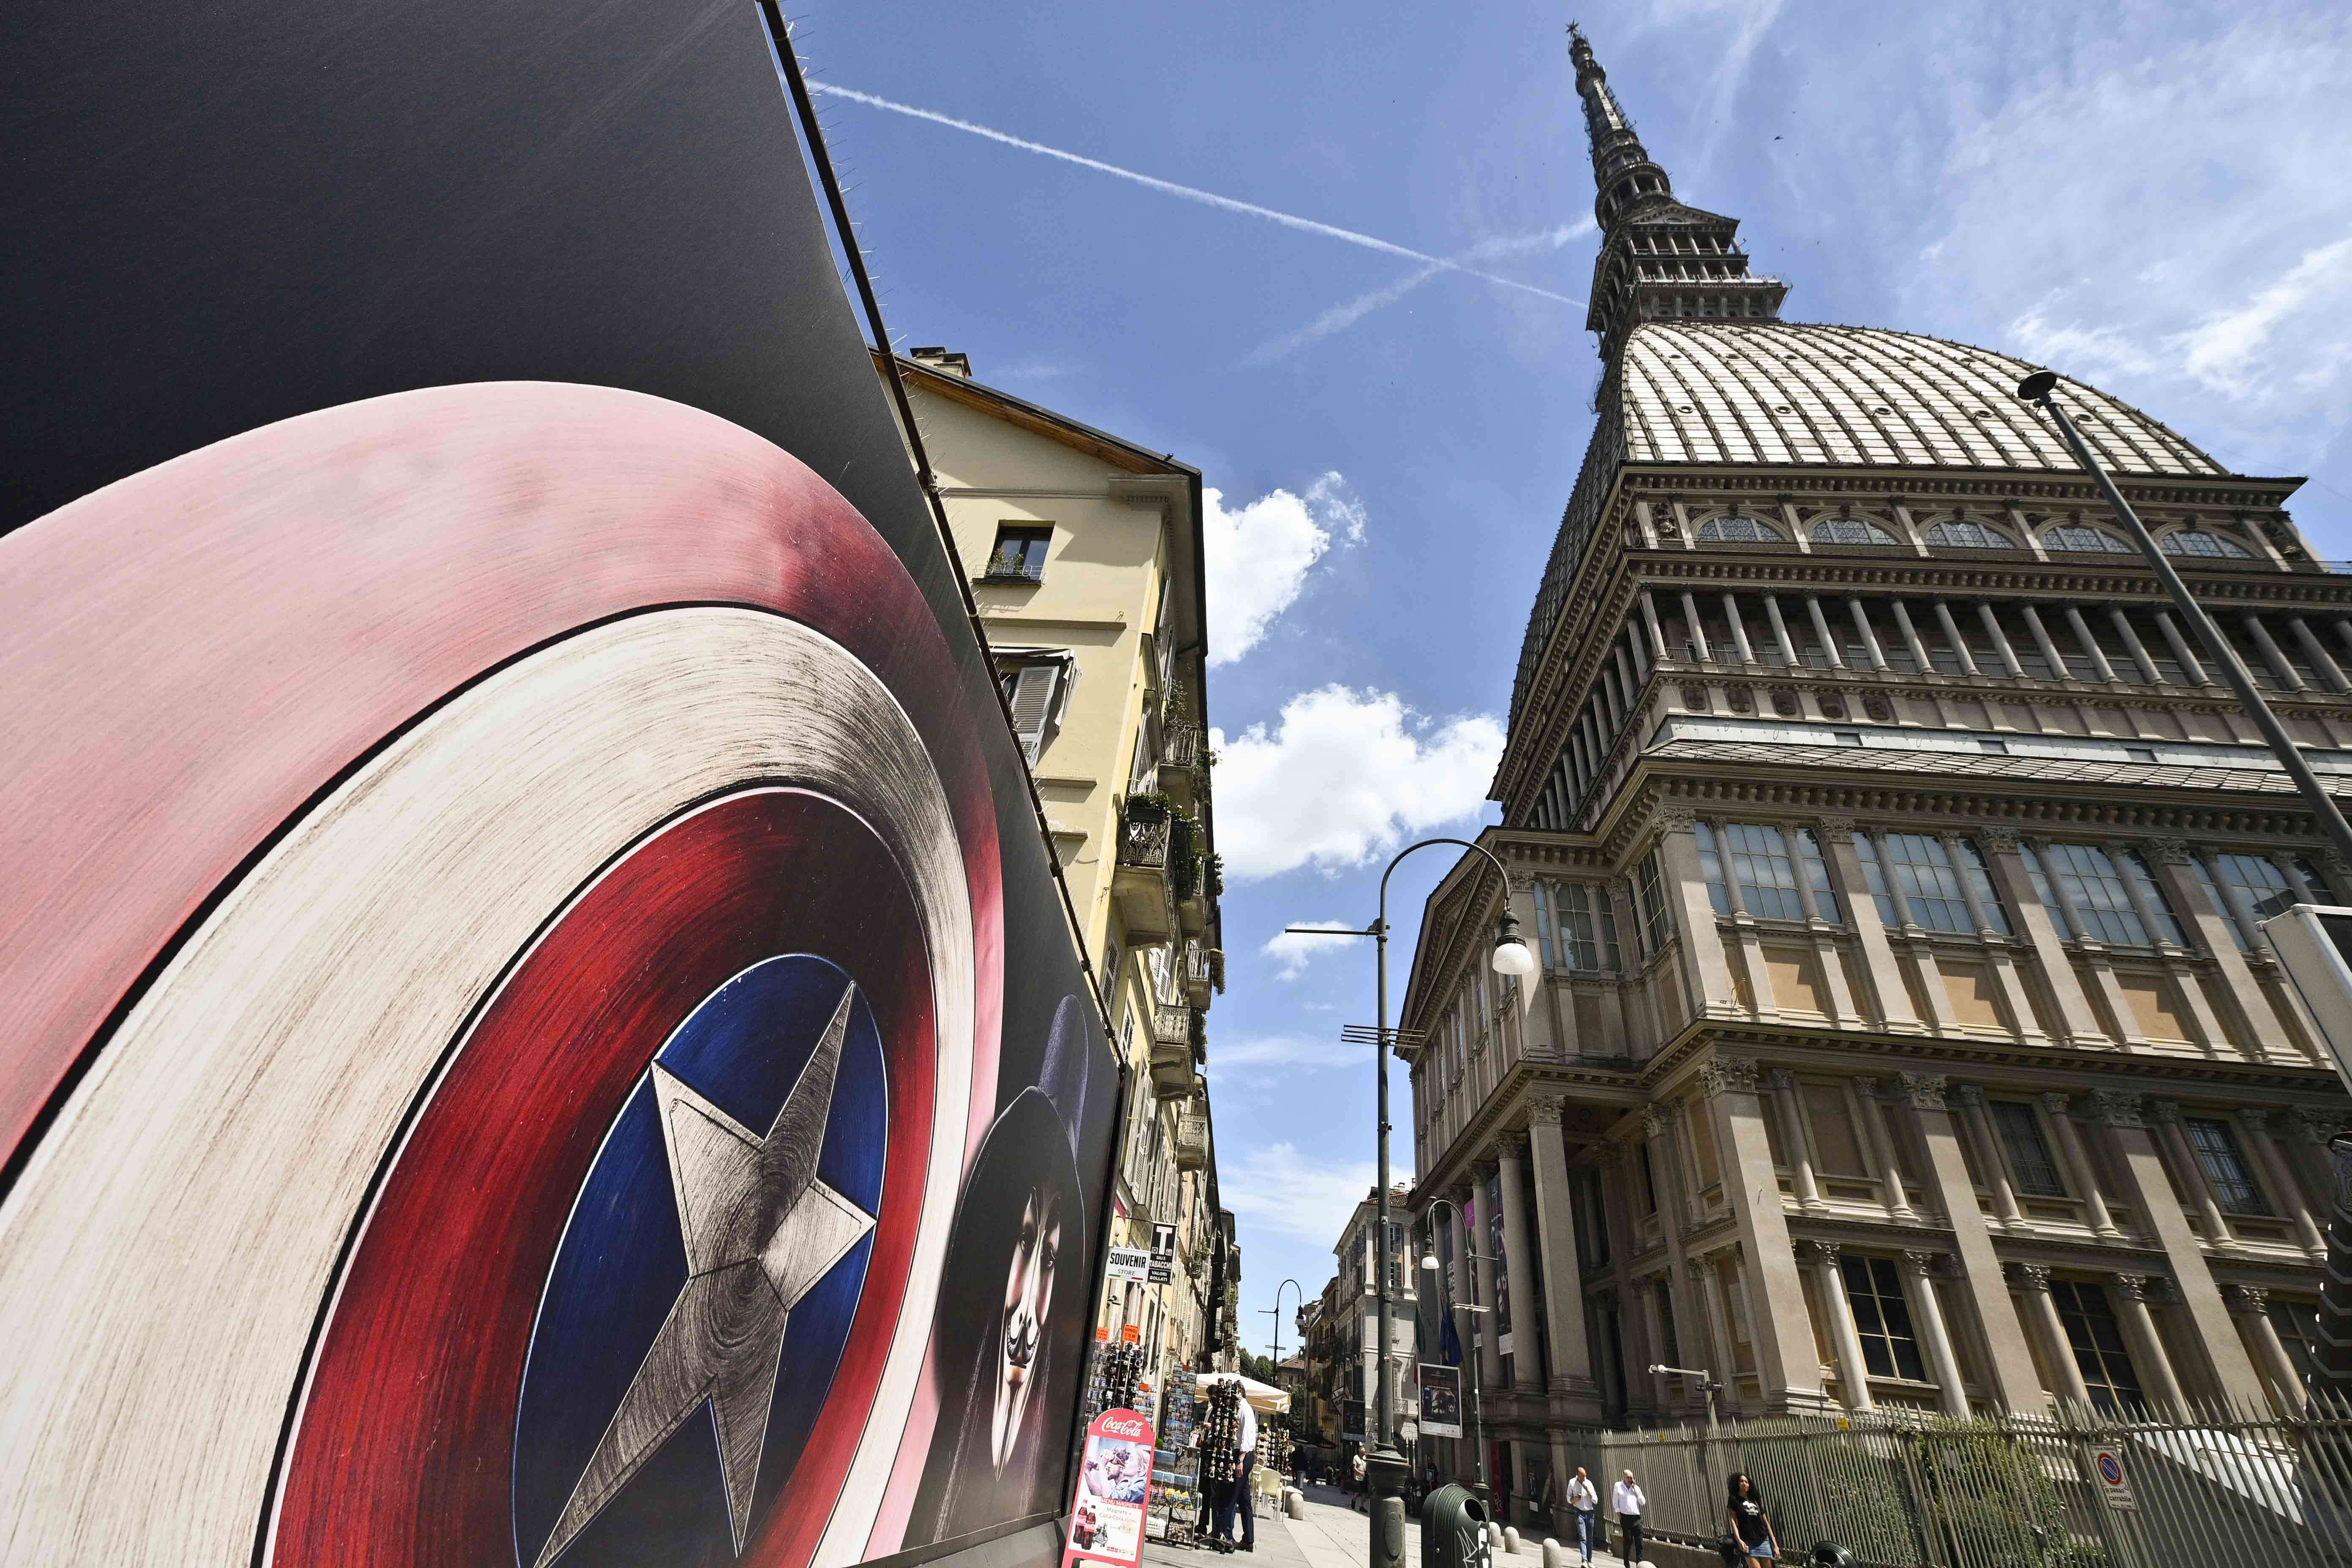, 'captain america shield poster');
0,3,1117,1566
